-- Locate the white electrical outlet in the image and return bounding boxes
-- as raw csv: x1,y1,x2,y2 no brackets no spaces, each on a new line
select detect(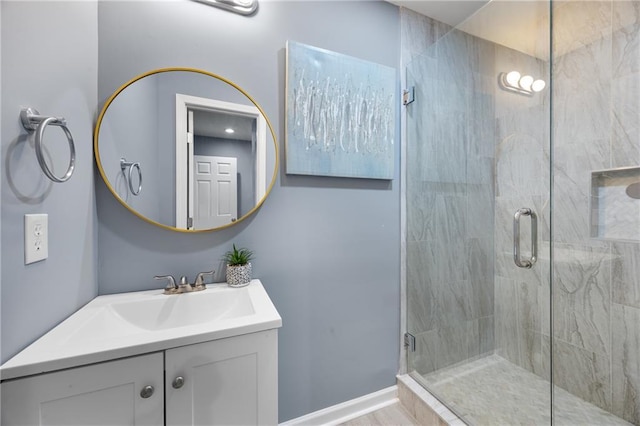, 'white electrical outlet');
25,214,48,264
